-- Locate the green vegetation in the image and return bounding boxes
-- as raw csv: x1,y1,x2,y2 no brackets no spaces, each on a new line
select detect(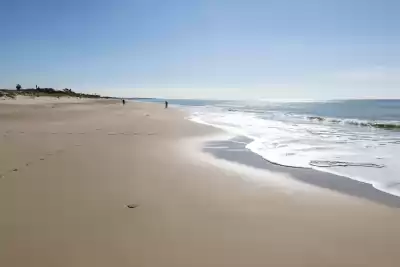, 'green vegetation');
1,86,108,99
0,90,16,99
